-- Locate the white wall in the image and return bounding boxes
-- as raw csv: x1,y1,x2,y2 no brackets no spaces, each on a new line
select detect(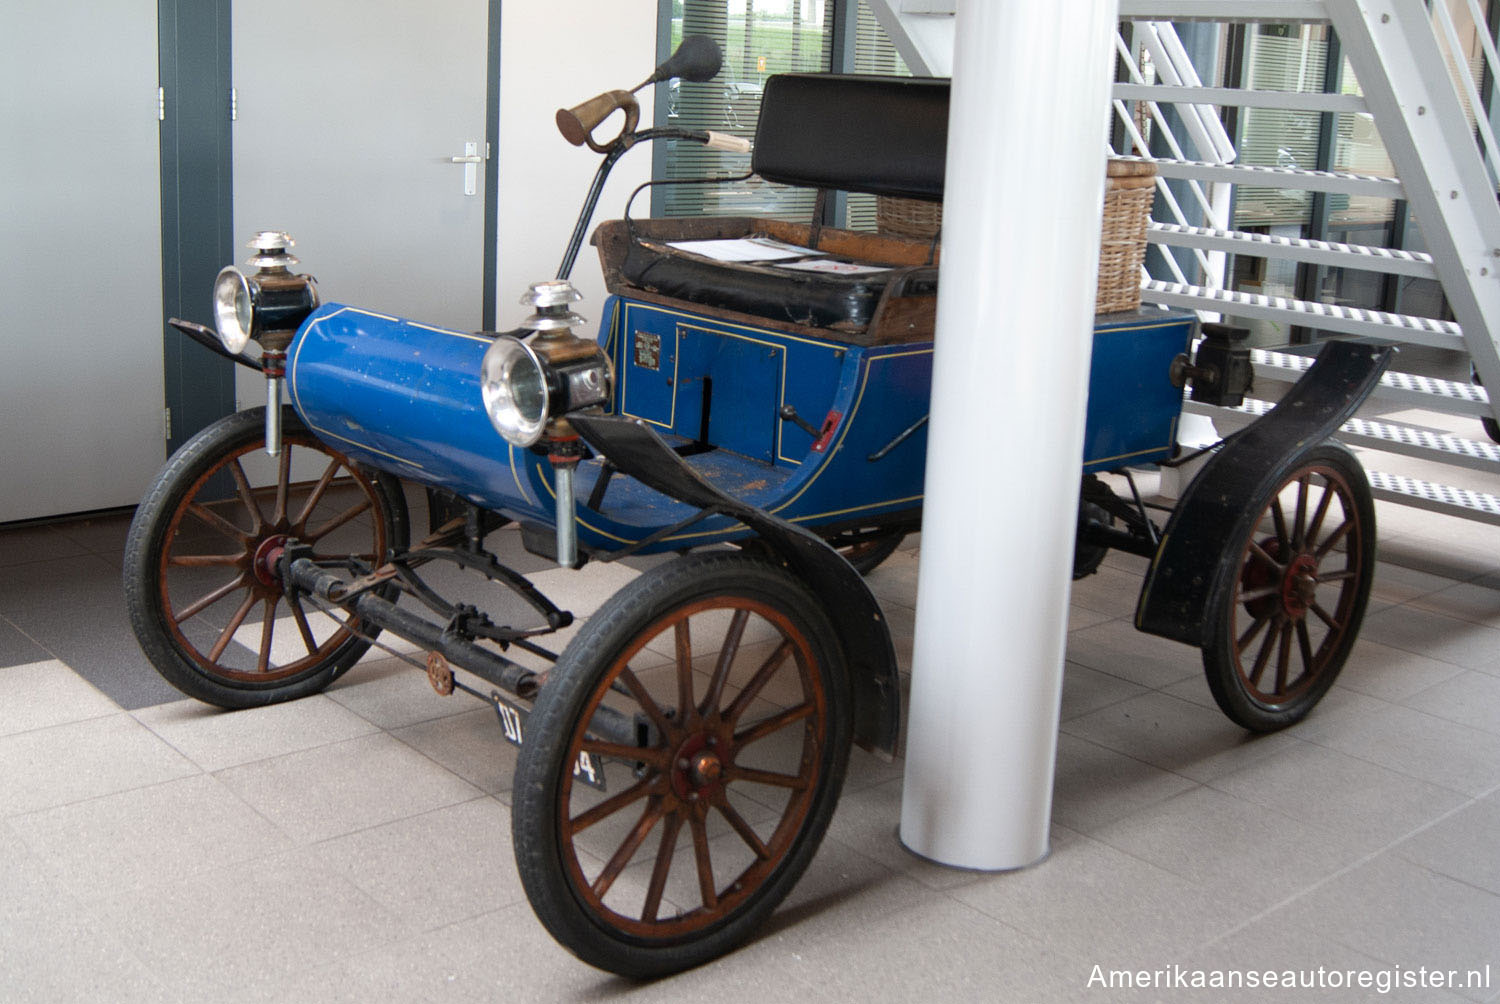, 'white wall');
496,0,658,329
